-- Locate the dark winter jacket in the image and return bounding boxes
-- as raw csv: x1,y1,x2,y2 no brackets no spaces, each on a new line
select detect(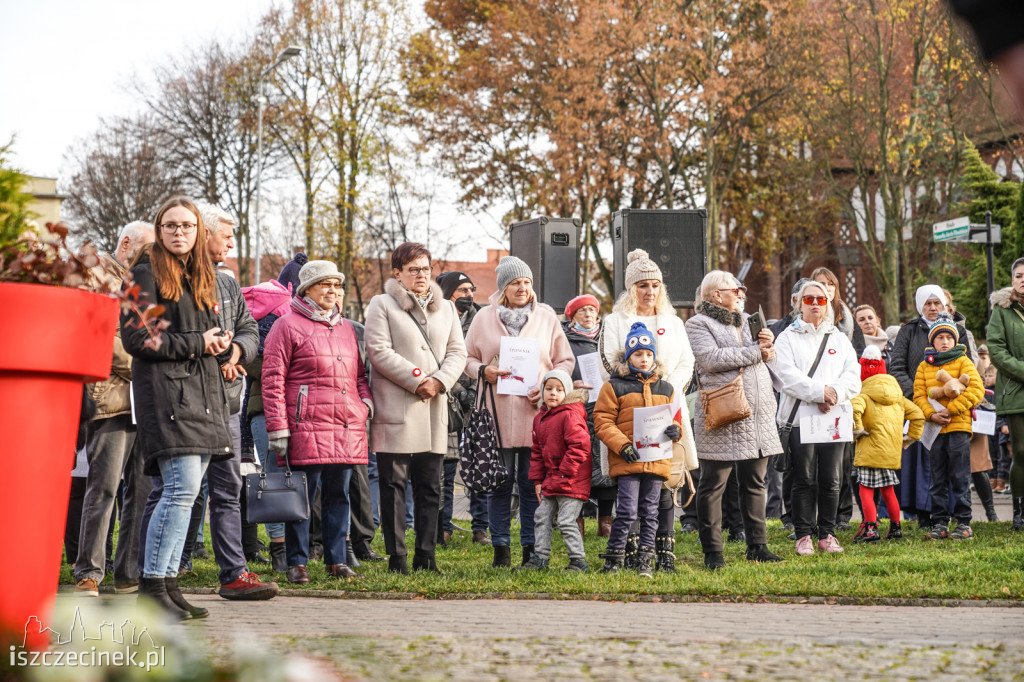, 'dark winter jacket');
561,320,610,488
888,315,973,399
215,272,259,414
987,287,1024,416
529,389,592,501
121,252,233,475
